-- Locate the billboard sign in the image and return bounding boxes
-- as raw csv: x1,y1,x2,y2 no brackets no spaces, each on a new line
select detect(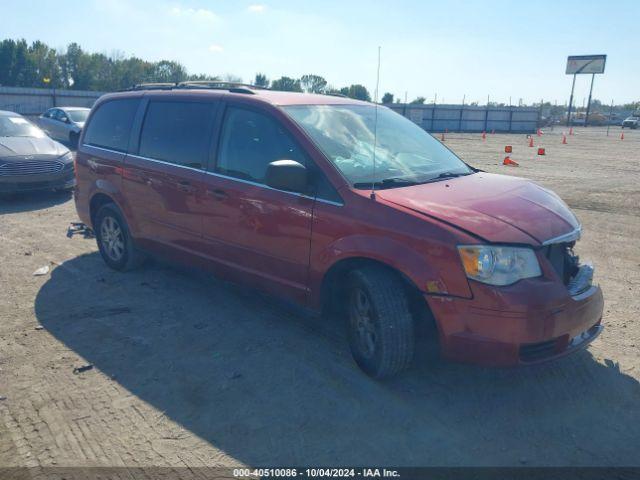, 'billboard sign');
566,55,606,75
